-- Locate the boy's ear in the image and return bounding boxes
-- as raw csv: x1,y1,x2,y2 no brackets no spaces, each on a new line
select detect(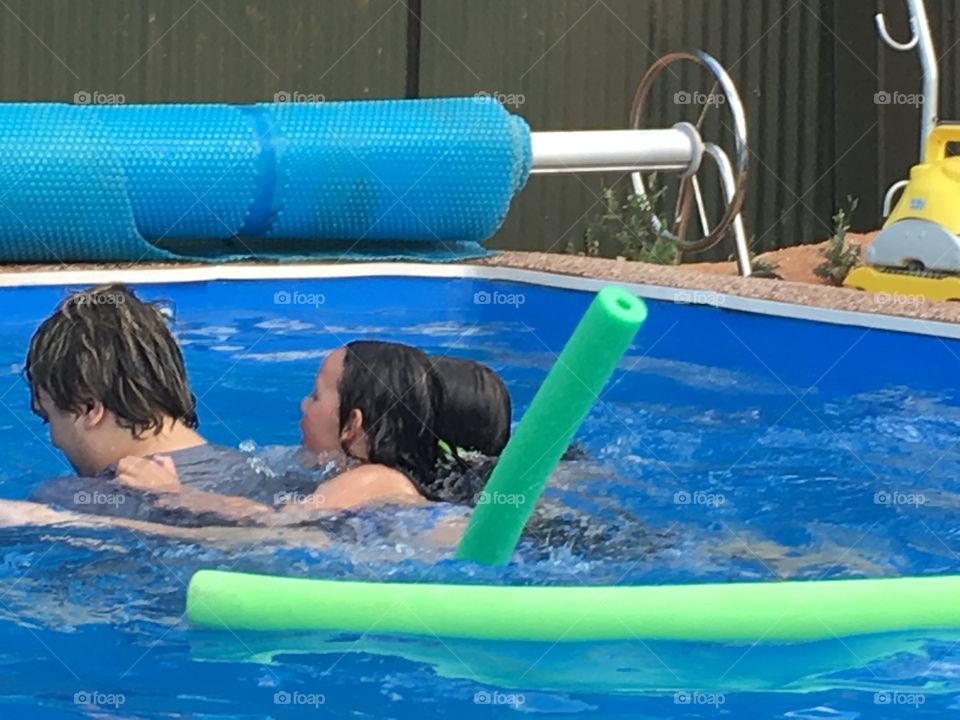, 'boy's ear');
80,401,107,429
